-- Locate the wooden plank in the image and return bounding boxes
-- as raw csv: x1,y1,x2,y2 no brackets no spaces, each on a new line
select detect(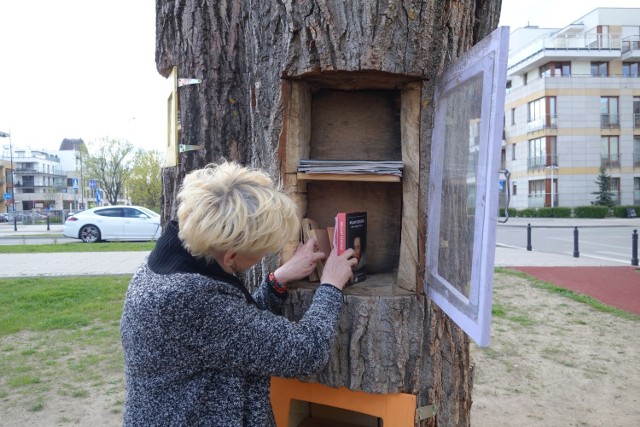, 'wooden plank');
397,82,421,292
297,173,400,182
